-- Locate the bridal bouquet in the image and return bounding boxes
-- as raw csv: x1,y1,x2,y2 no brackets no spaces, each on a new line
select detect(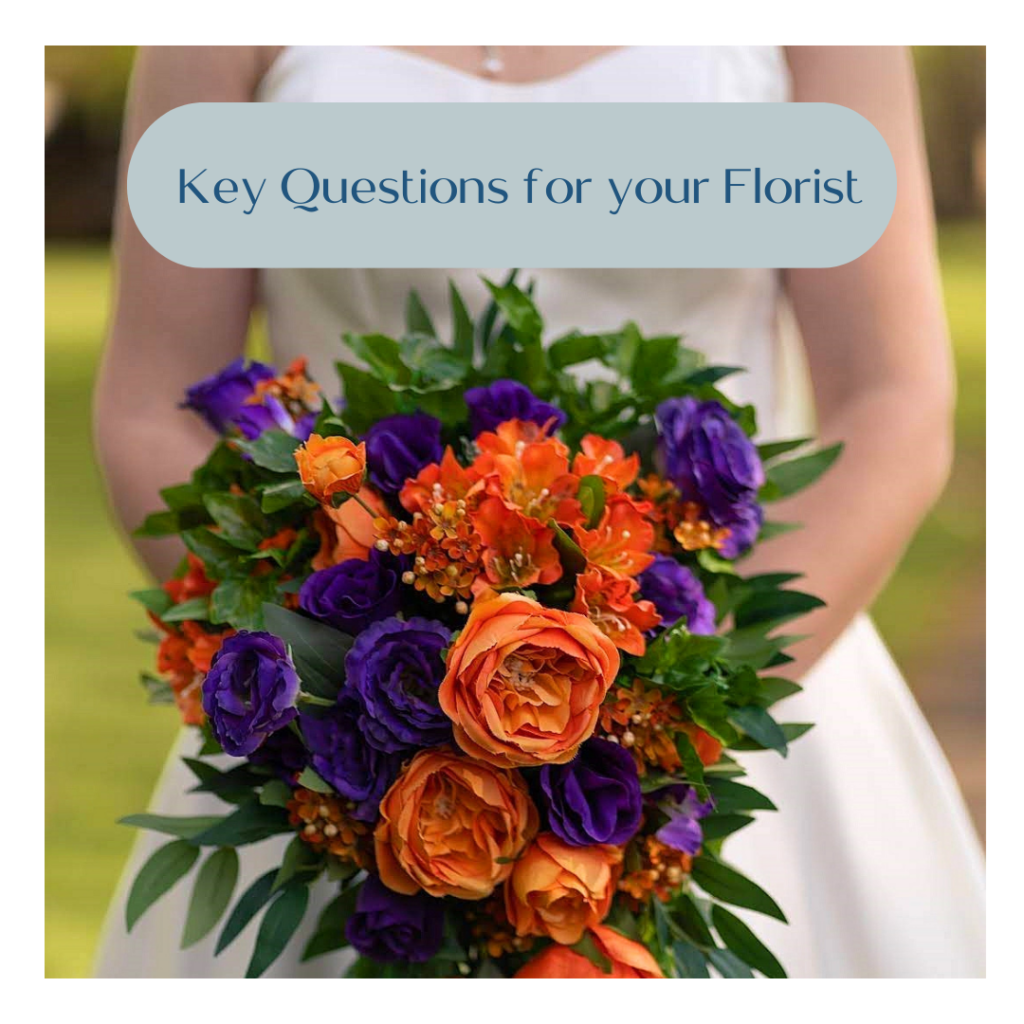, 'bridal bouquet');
123,275,839,978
